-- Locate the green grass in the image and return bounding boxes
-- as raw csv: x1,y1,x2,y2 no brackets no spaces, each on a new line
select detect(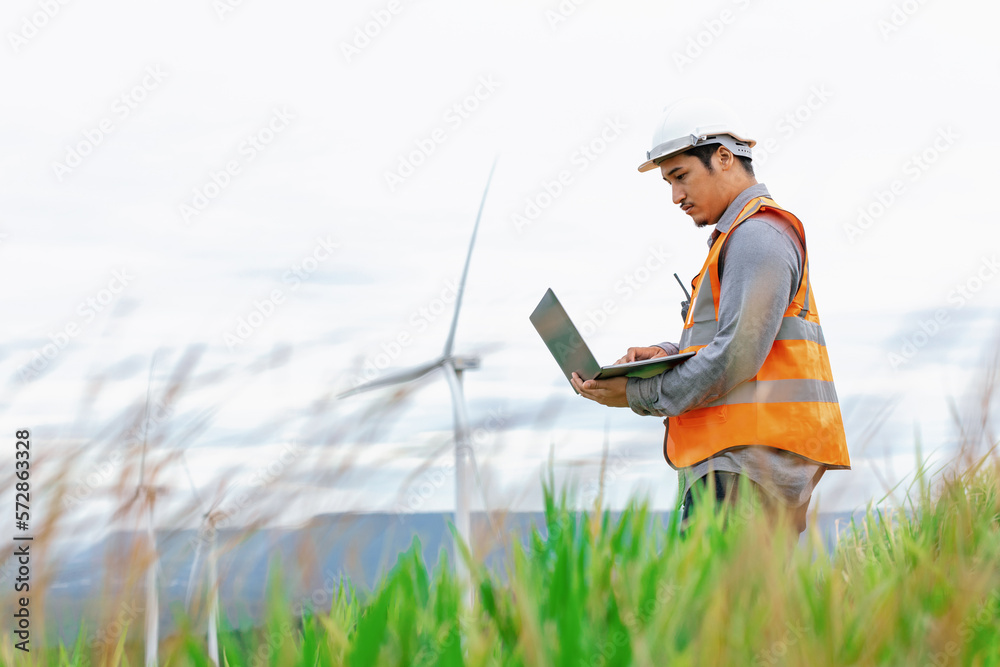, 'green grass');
4,447,999,667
